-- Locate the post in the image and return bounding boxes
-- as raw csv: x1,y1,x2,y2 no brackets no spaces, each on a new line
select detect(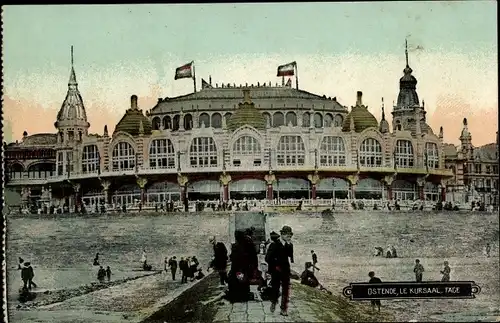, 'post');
282,76,284,86
294,62,299,90
192,61,197,93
